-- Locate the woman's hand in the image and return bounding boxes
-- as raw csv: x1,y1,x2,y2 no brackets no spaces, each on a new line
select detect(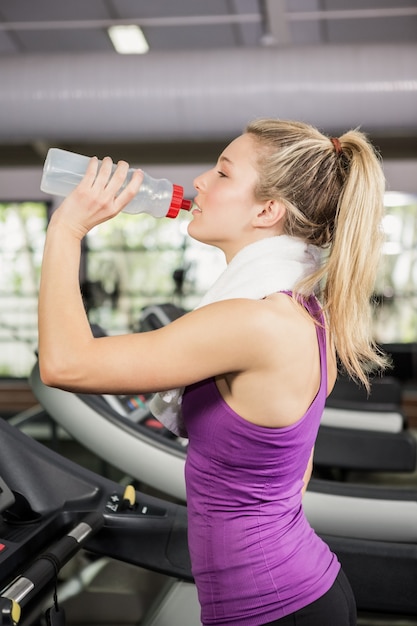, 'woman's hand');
49,157,144,240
